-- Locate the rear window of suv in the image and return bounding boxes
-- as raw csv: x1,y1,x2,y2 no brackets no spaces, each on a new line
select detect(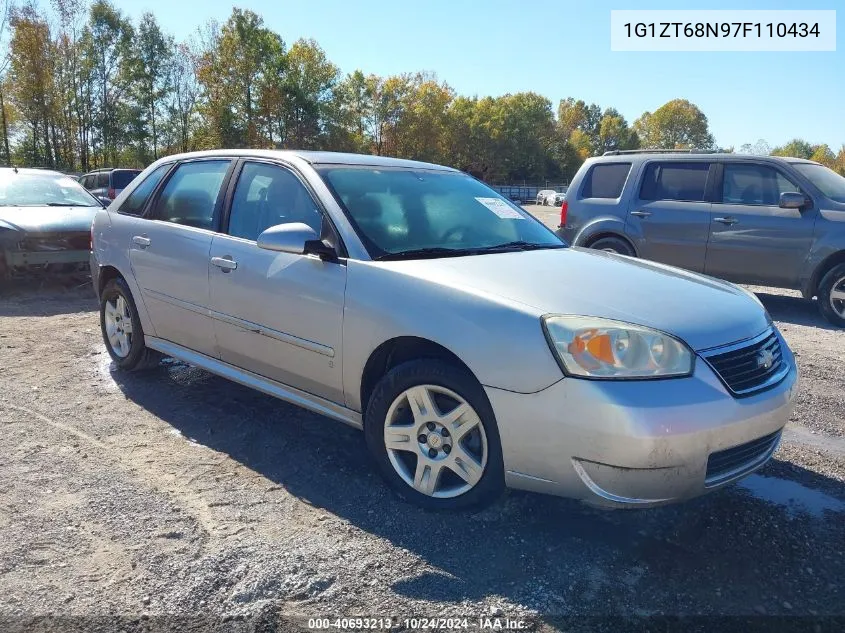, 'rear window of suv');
111,170,141,189
579,163,631,199
639,162,710,202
